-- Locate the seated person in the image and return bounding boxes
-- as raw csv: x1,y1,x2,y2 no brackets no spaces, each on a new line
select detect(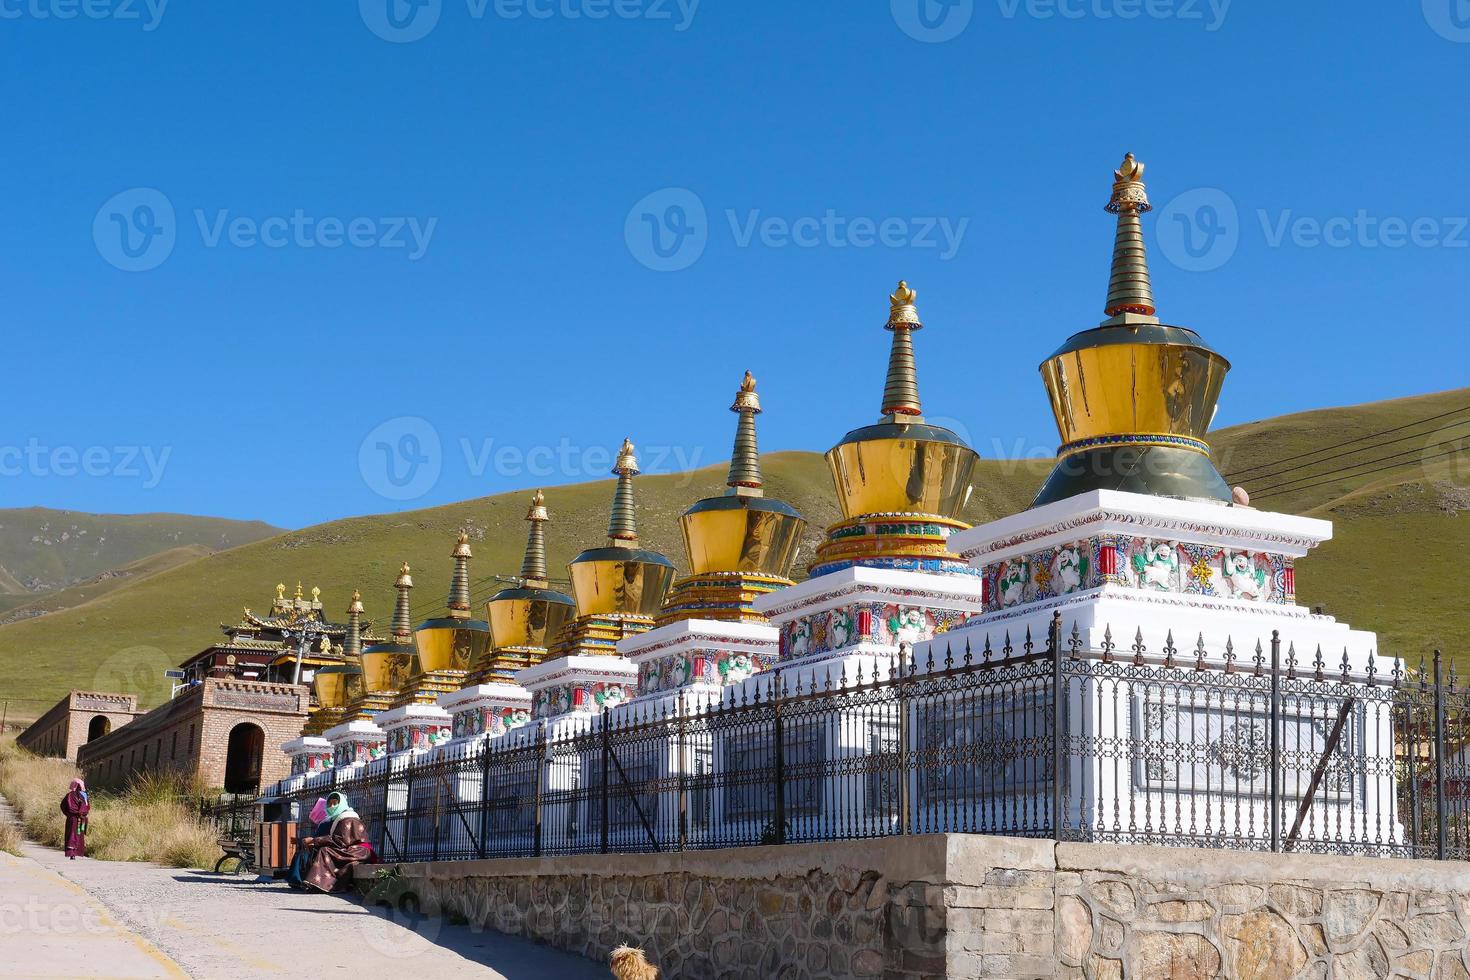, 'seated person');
286,798,332,890
302,792,372,894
